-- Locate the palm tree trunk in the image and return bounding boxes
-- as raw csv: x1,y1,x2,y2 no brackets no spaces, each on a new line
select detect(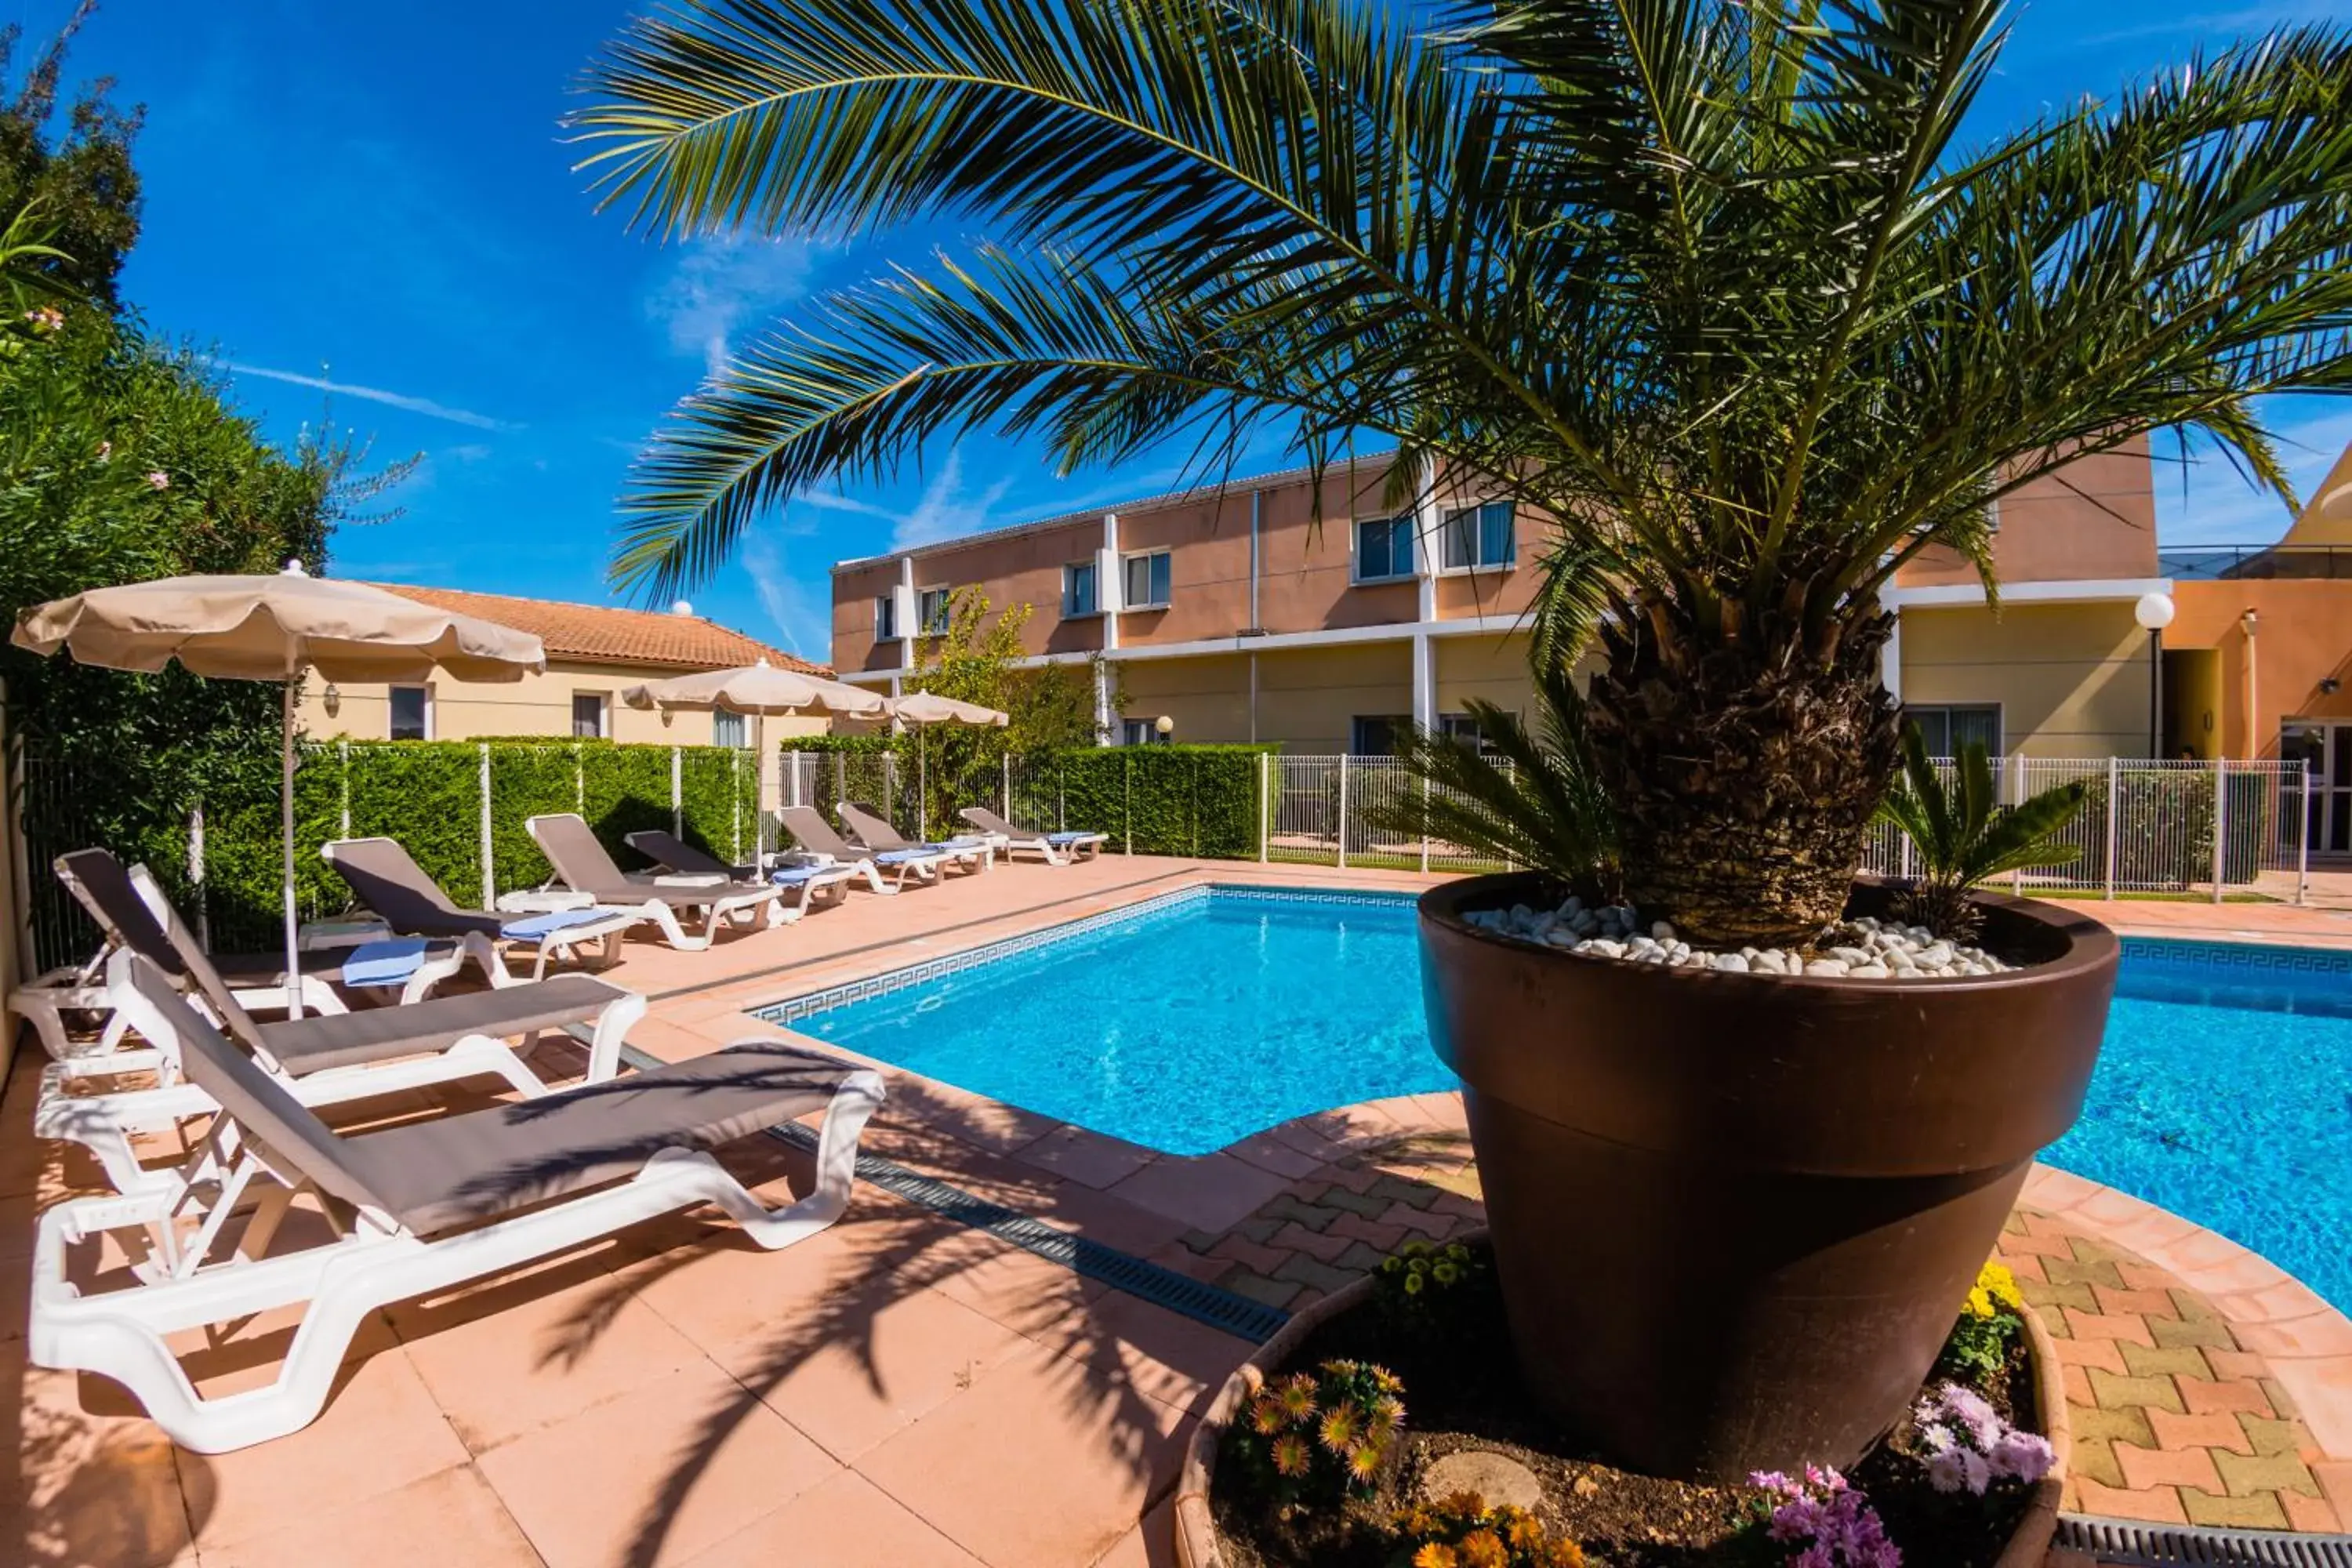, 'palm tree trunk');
1584,604,1903,949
